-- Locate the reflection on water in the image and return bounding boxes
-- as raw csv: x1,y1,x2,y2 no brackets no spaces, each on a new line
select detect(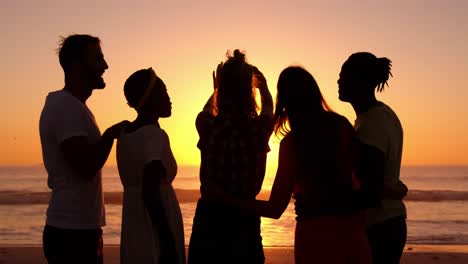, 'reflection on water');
2,201,468,245
105,203,297,247
261,203,295,246
0,203,296,246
